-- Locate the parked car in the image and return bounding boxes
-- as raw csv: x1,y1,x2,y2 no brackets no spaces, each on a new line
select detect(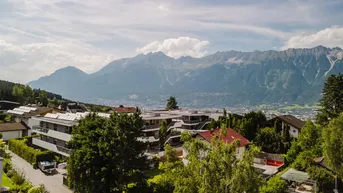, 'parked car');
38,161,56,175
